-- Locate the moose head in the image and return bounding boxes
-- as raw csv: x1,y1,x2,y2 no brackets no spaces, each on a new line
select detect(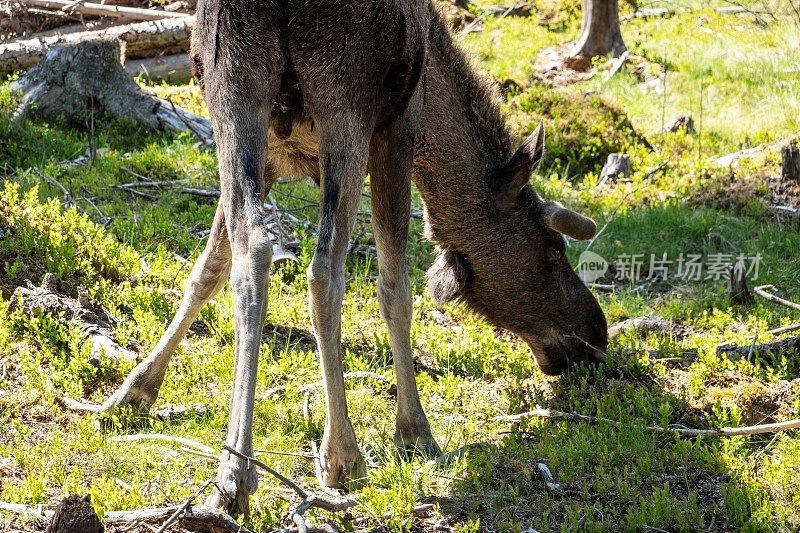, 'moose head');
427,124,608,375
